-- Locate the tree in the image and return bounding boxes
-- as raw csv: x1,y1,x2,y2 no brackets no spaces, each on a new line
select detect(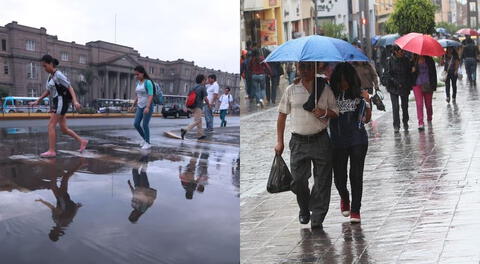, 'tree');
386,0,436,35
319,22,347,40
